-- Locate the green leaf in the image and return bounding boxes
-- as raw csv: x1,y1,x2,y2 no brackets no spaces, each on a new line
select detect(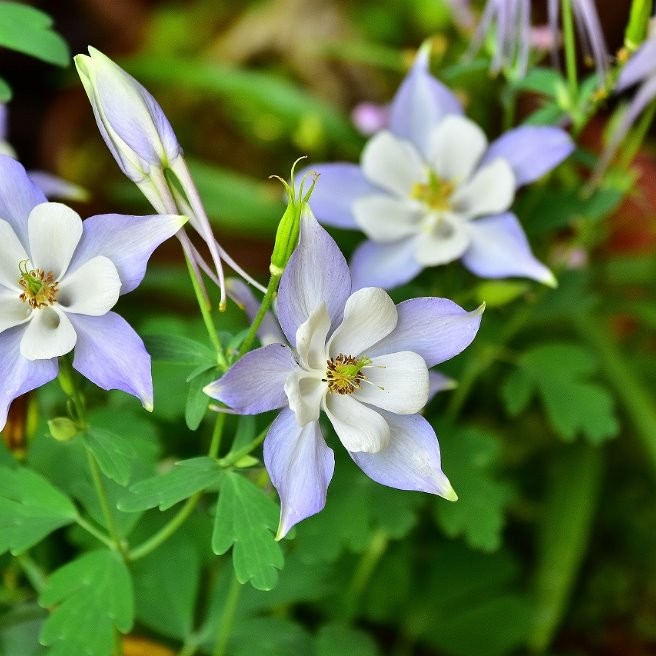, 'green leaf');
501,343,619,443
39,551,133,656
143,333,215,365
0,466,77,555
434,426,514,552
185,367,219,430
512,67,564,98
118,457,222,511
83,427,137,486
227,617,312,656
0,2,69,66
315,623,380,656
0,604,47,656
212,471,284,590
0,75,10,102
